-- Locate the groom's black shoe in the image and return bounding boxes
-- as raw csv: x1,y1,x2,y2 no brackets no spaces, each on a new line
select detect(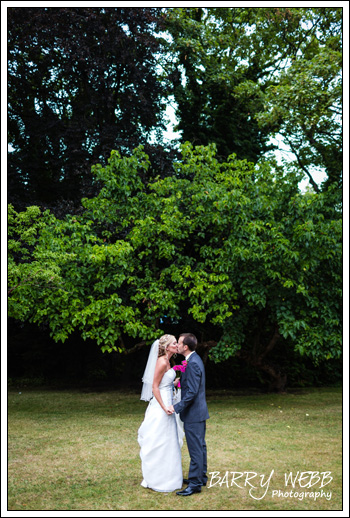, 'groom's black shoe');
183,479,206,486
176,486,201,496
